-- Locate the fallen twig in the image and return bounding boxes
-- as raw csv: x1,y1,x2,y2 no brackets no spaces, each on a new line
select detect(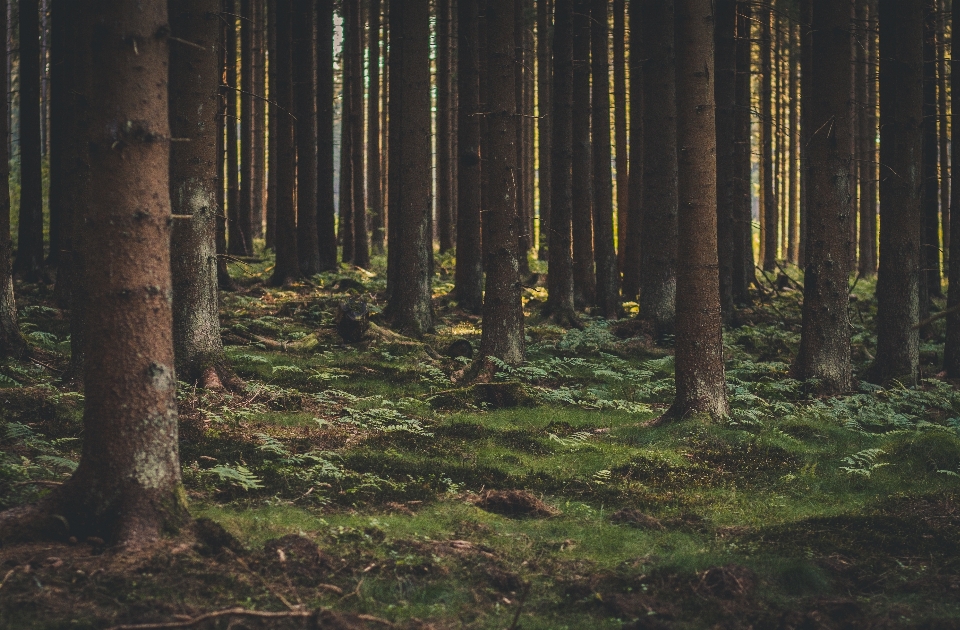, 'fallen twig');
912,302,960,330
